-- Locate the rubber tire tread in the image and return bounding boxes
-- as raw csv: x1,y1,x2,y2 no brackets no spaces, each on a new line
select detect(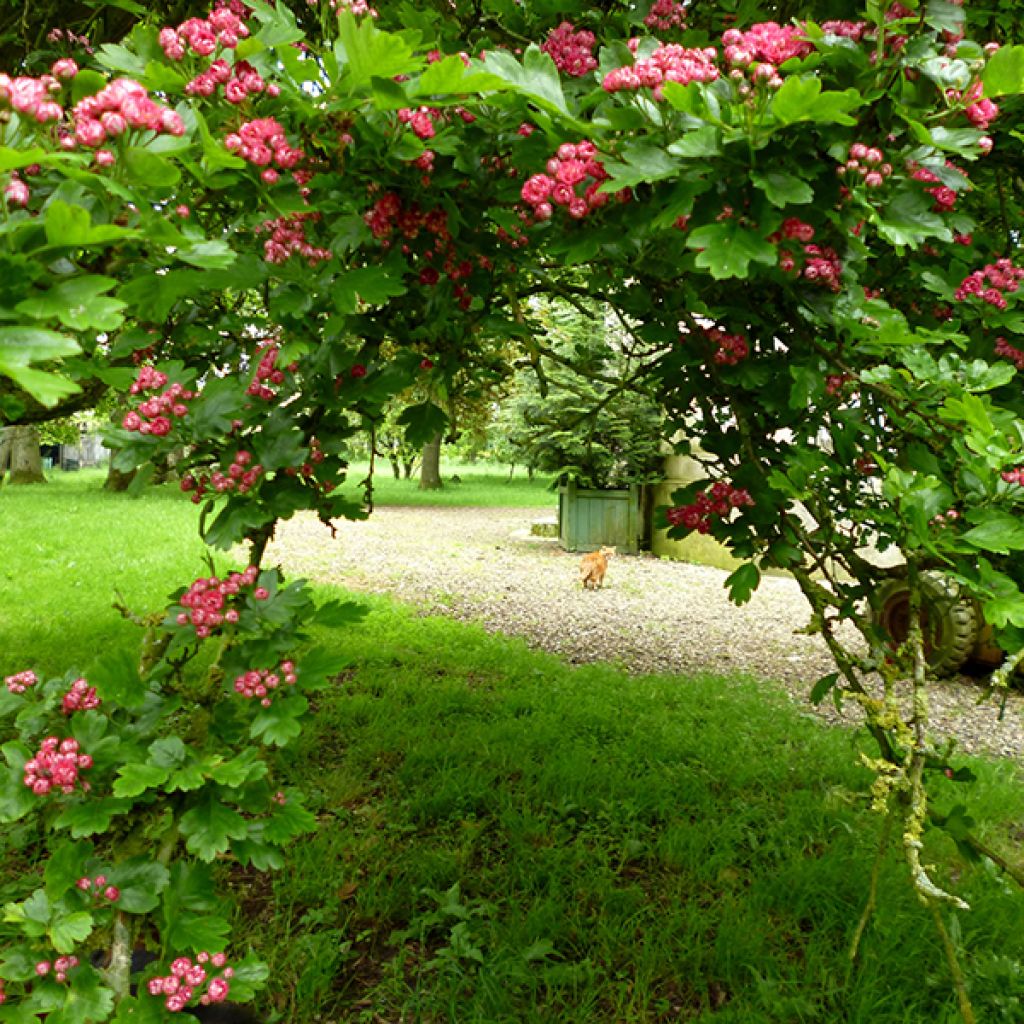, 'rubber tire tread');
873,570,979,676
